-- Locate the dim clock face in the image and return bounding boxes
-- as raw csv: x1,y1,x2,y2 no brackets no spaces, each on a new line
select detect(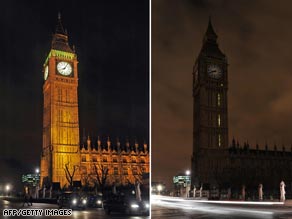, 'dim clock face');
207,64,222,79
57,61,72,76
44,65,49,80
